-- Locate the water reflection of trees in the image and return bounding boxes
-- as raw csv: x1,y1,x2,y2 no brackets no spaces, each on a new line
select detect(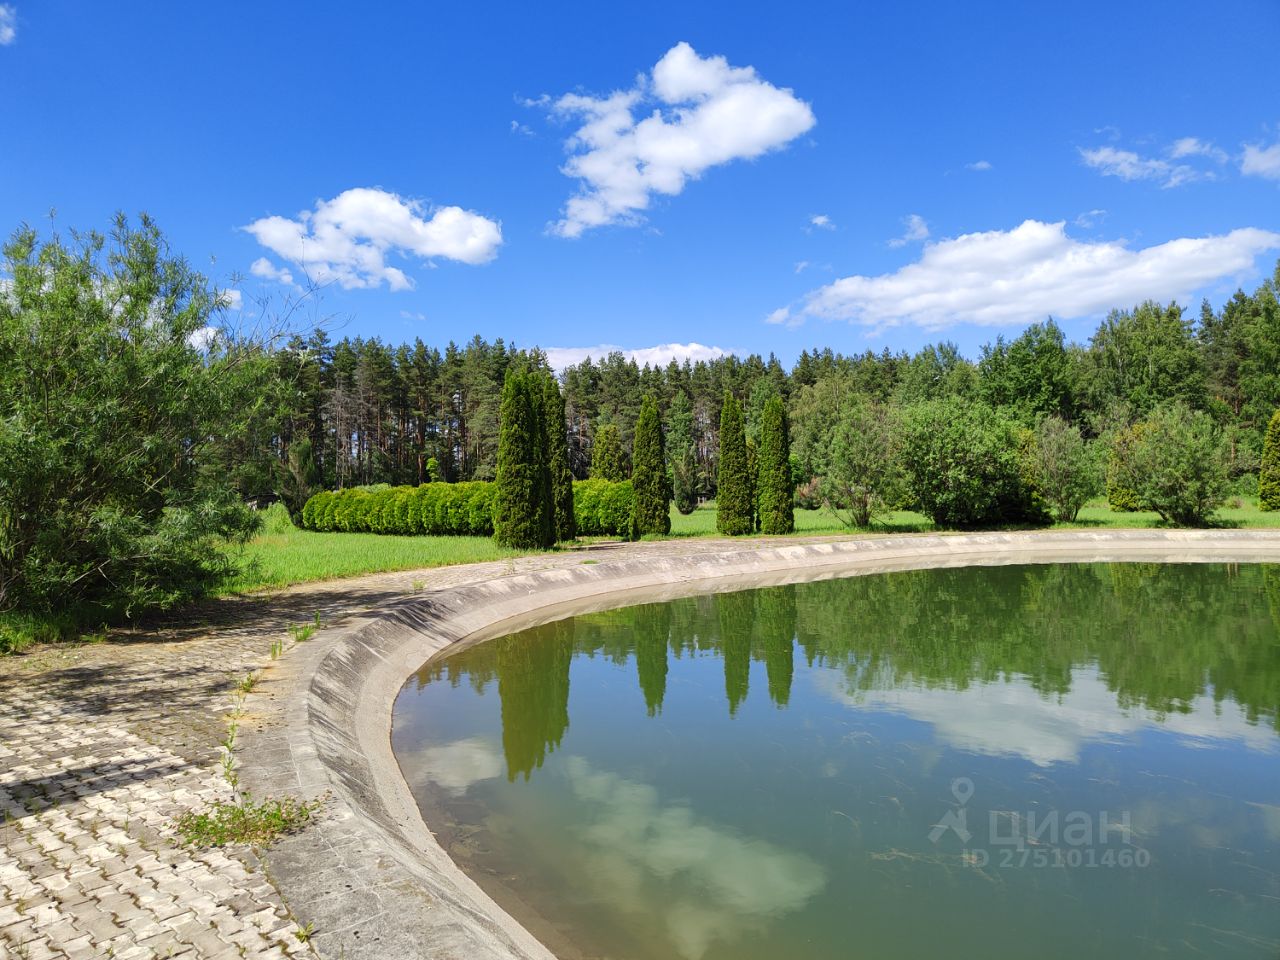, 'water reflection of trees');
416,564,1280,780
